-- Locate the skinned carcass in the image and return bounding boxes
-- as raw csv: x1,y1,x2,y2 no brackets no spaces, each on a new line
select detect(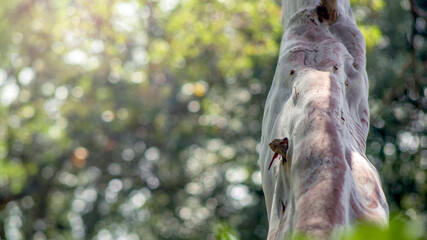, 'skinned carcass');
259,0,389,239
